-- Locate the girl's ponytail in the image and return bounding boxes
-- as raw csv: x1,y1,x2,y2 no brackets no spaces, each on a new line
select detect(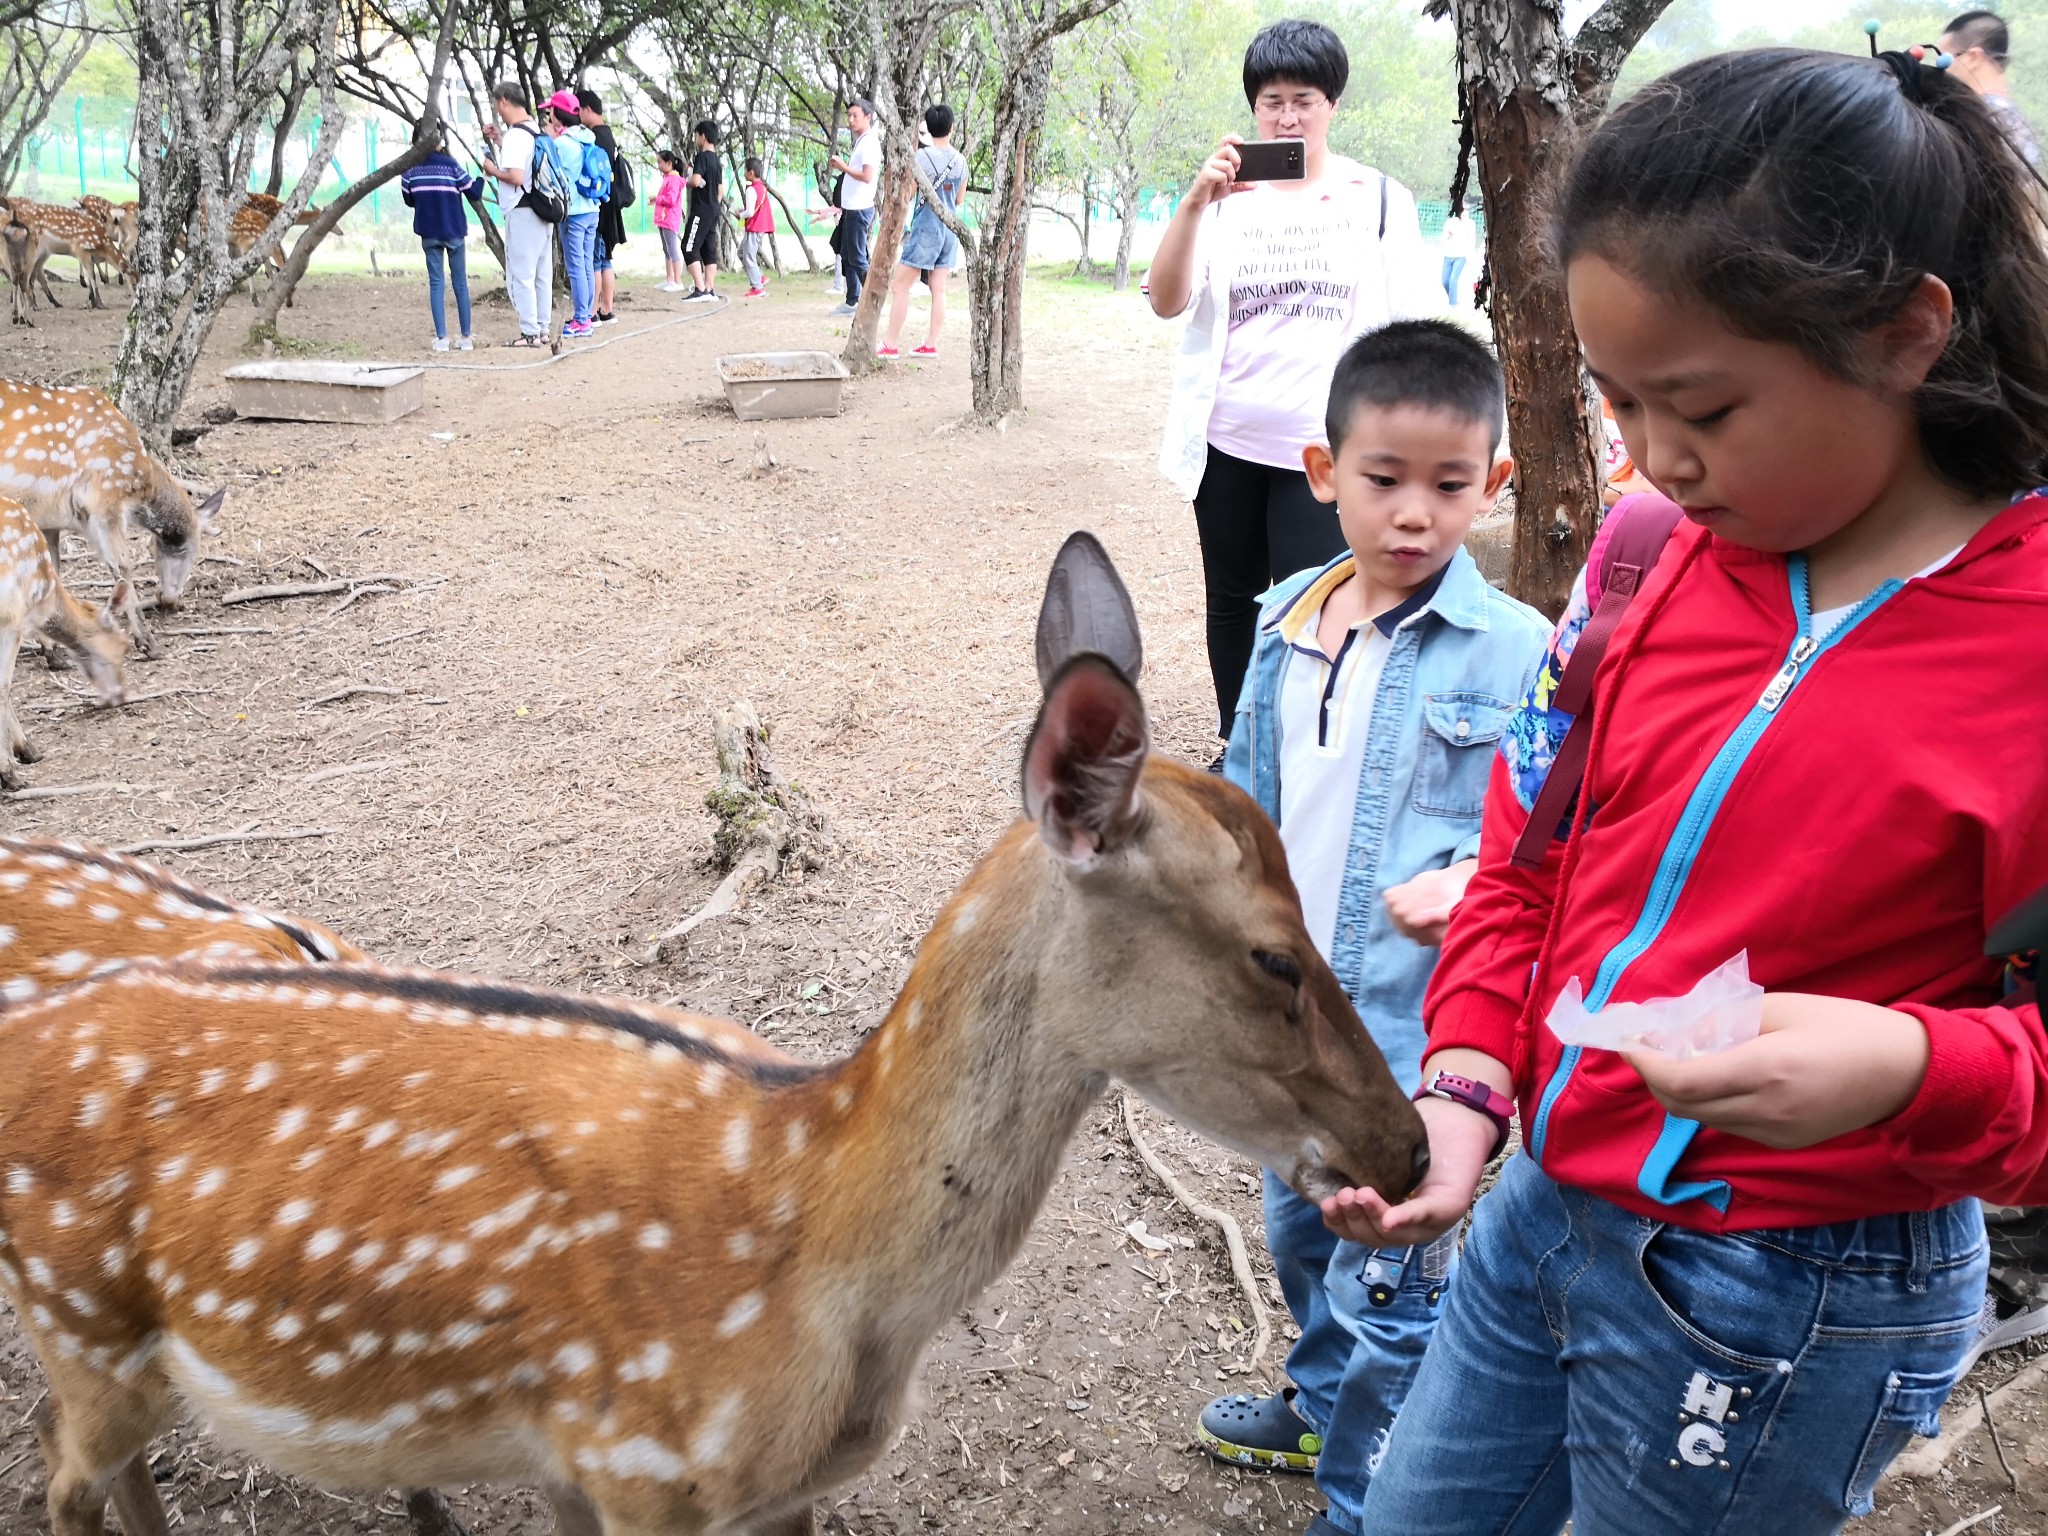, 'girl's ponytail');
1556,48,2048,500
